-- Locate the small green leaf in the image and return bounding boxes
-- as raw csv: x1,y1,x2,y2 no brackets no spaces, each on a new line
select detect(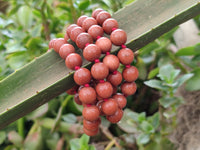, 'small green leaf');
148,67,159,79
159,97,175,108
8,131,23,147
175,46,196,56
62,113,77,124
89,145,96,150
186,68,200,91
137,133,150,145
140,121,155,134
70,139,80,150
138,112,146,123
0,131,6,145
147,113,160,129
144,79,168,90
175,73,193,88
78,0,90,10
80,134,90,146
